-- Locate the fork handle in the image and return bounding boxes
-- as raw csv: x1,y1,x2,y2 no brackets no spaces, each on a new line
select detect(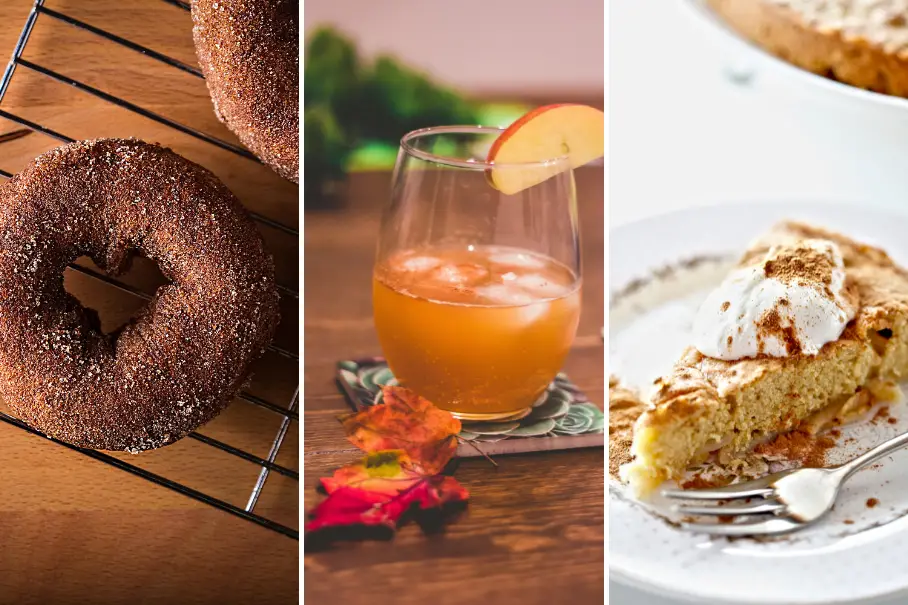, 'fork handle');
837,430,908,480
